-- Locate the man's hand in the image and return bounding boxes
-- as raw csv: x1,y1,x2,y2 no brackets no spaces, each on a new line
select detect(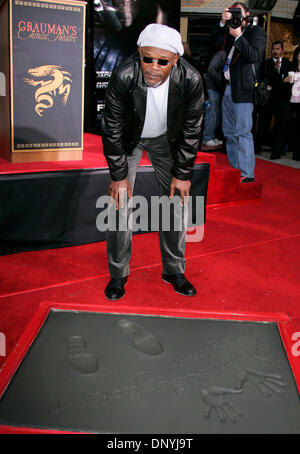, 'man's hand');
221,7,243,39
169,177,191,206
284,75,293,83
221,8,231,25
109,178,132,210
